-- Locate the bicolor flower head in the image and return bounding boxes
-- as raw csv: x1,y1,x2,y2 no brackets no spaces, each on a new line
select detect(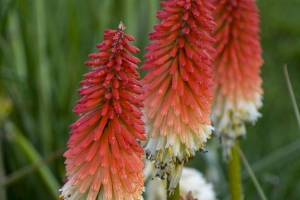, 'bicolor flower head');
141,0,216,192
60,22,146,200
211,0,263,160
